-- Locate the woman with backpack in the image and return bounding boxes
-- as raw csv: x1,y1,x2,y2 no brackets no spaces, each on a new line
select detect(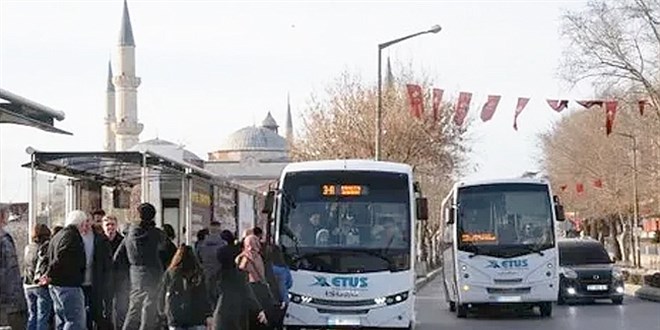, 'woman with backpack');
158,244,212,330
